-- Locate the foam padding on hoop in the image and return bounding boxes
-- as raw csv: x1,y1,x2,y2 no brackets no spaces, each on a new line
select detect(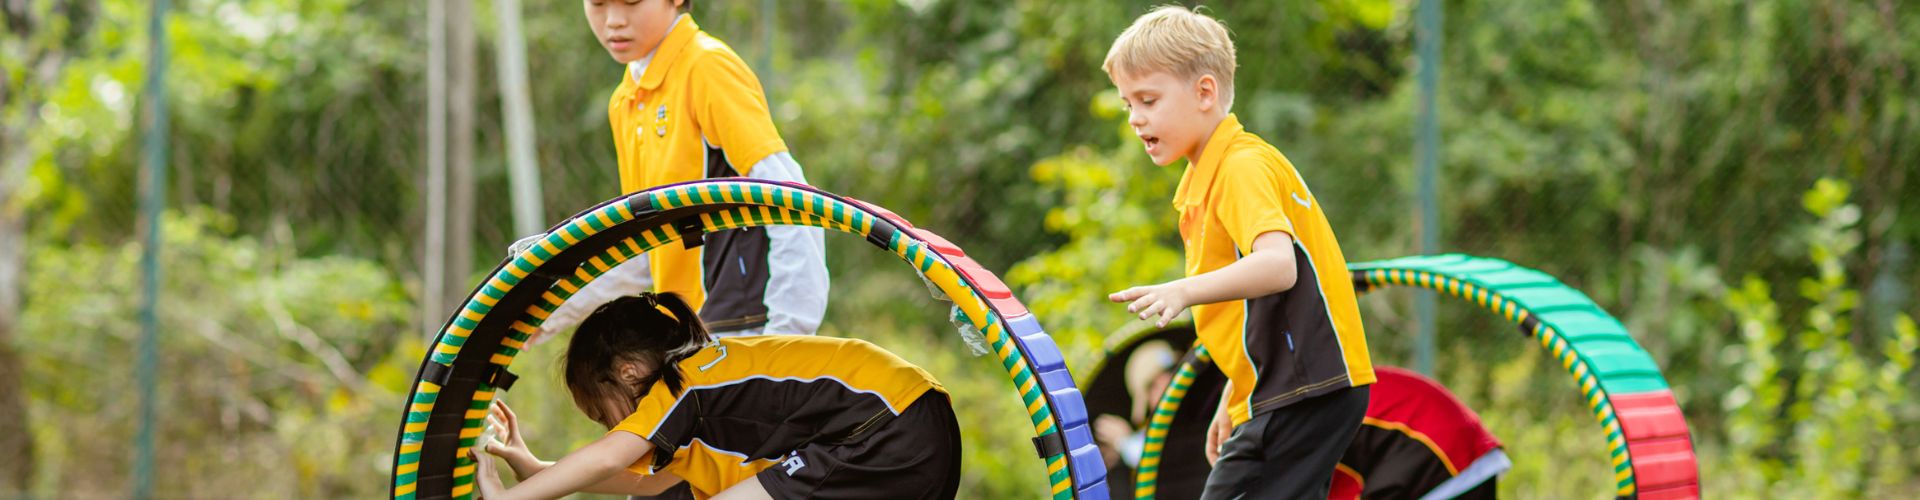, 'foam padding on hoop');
391,180,1104,499
1132,254,1698,499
